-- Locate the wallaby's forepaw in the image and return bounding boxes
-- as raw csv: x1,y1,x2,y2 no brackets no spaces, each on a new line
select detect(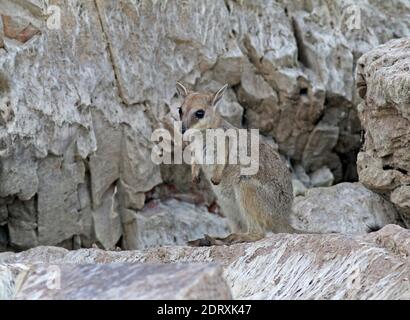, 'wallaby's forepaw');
188,233,265,247
187,234,214,247
211,177,221,185
192,175,201,184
